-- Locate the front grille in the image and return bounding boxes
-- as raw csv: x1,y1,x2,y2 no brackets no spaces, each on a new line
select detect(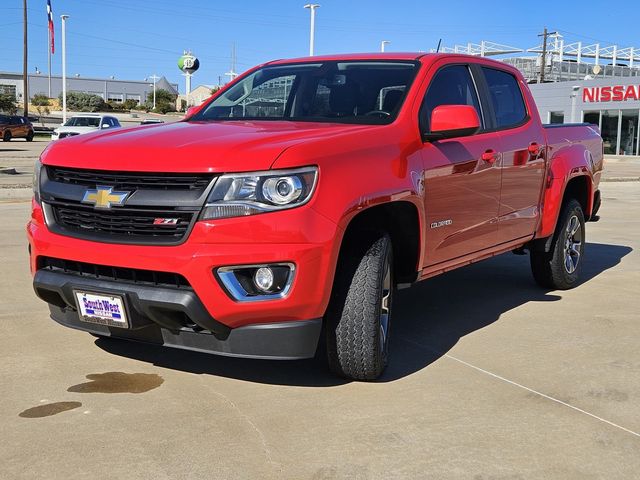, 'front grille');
49,199,194,243
38,256,192,289
47,166,214,190
58,132,79,139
